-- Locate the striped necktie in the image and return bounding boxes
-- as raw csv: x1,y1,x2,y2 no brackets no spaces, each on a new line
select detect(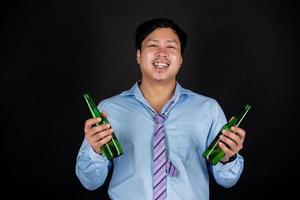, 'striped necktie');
153,114,177,200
